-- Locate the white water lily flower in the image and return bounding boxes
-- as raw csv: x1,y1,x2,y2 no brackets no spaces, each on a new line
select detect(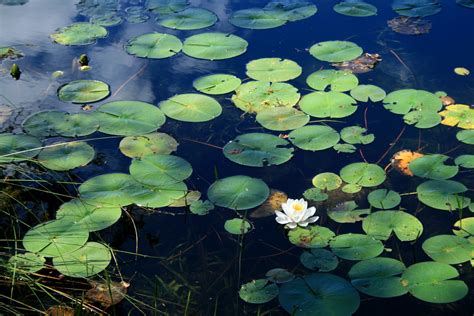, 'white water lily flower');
275,198,319,229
